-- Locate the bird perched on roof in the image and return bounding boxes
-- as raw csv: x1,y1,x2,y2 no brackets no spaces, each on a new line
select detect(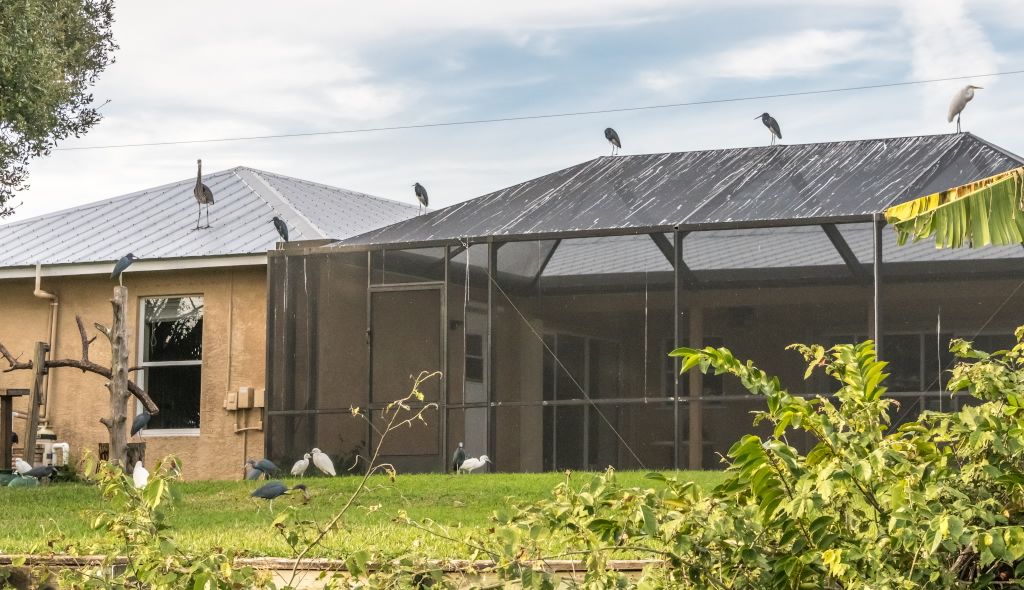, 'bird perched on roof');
130,411,151,437
132,461,149,489
604,128,622,155
251,481,309,512
948,85,982,133
272,216,289,242
311,448,336,476
193,159,215,230
756,113,782,145
110,253,137,285
244,458,279,480
413,183,429,214
452,442,466,473
13,458,32,475
22,465,58,481
458,455,490,473
291,453,310,477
